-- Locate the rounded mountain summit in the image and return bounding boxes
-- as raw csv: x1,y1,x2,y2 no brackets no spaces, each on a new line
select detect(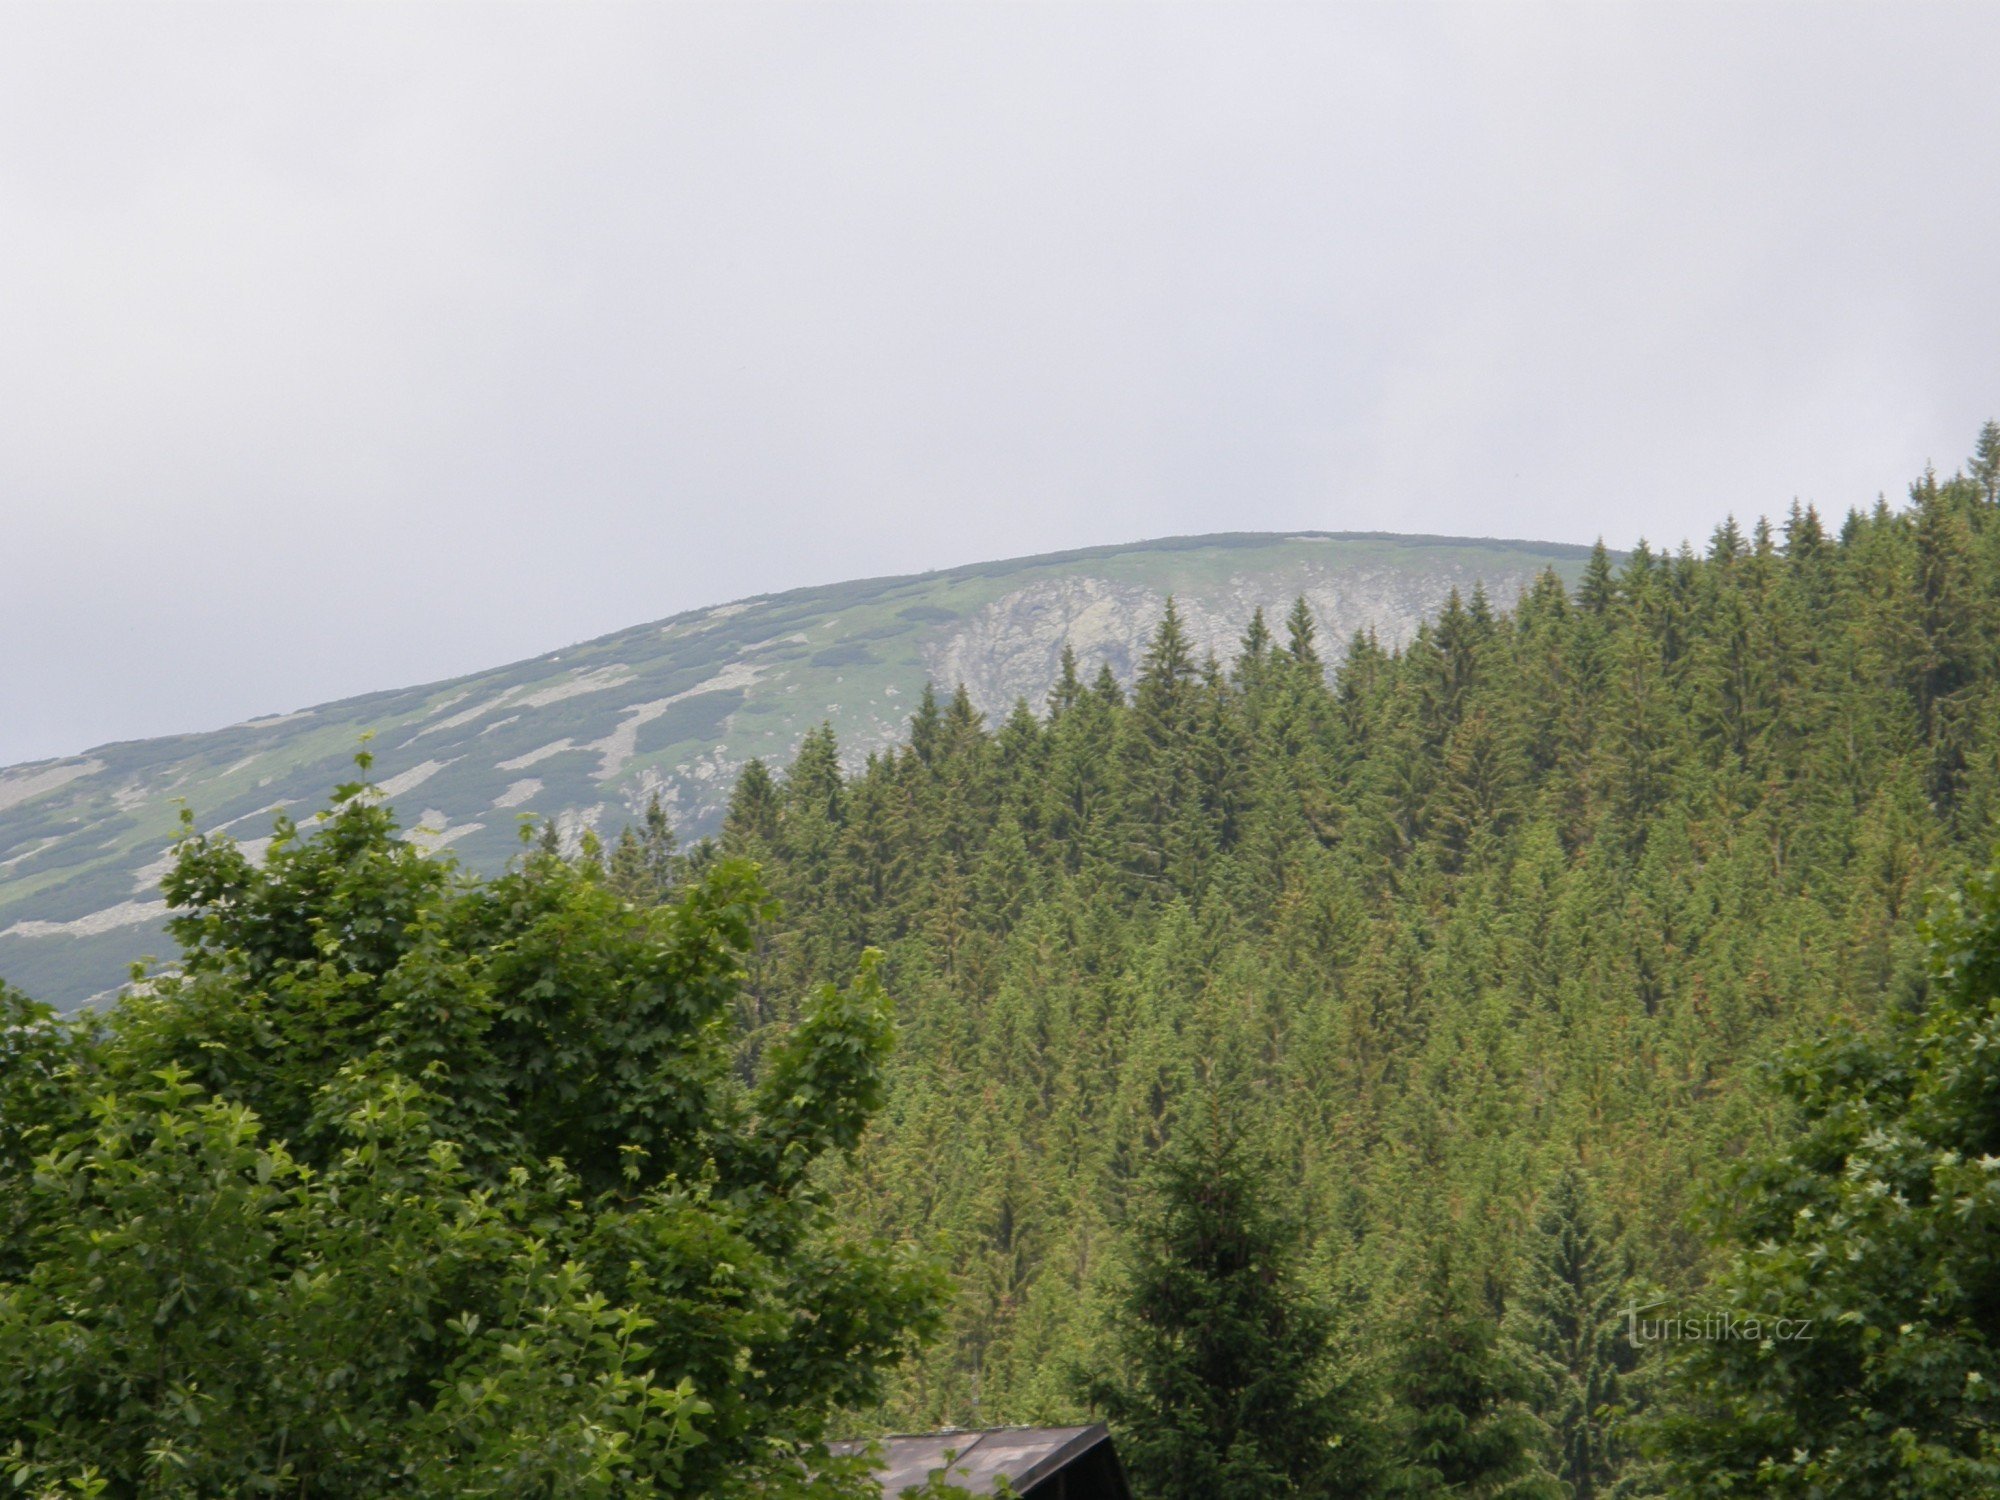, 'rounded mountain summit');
0,531,1596,1008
